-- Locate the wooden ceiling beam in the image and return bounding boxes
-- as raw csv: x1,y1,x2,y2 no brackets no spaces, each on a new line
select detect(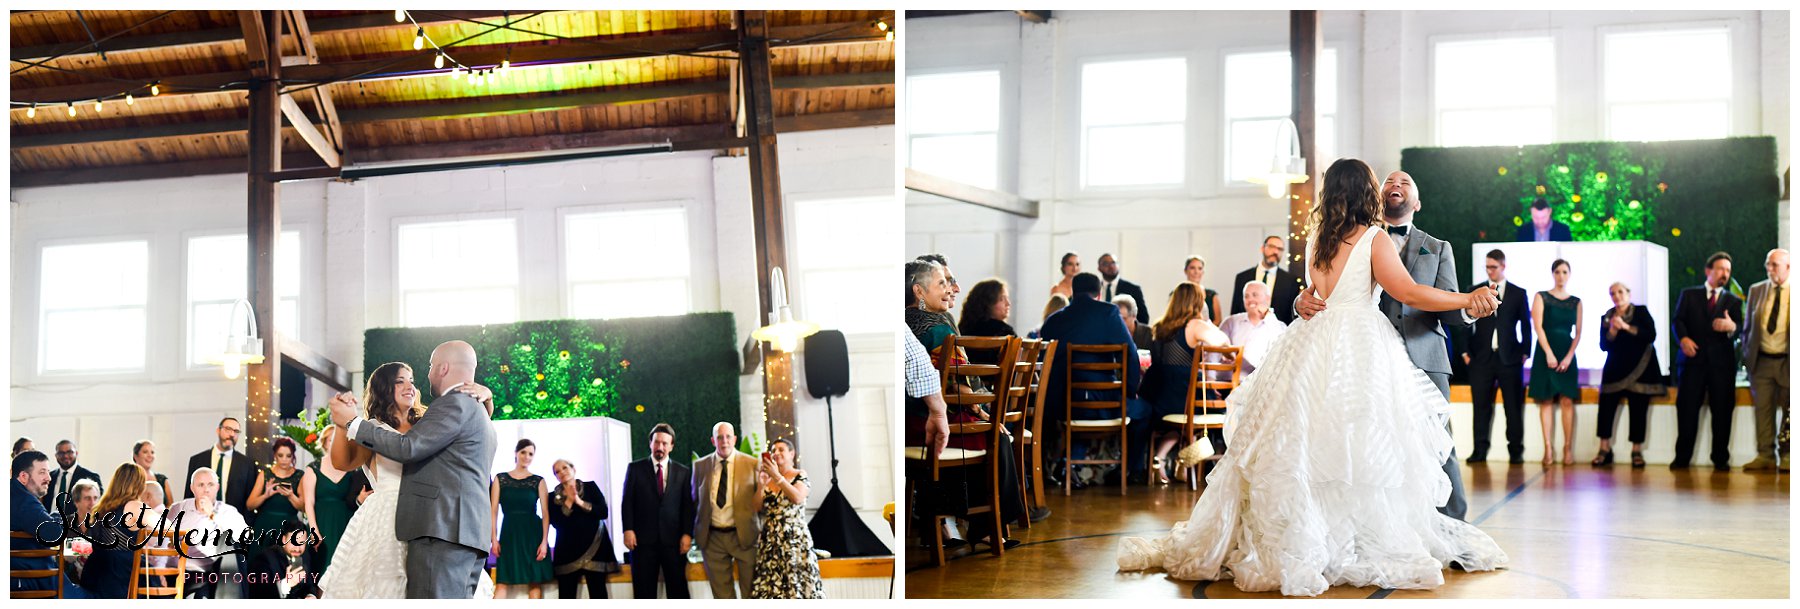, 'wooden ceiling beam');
11,10,539,63
280,94,340,167
905,168,1040,218
281,10,344,164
